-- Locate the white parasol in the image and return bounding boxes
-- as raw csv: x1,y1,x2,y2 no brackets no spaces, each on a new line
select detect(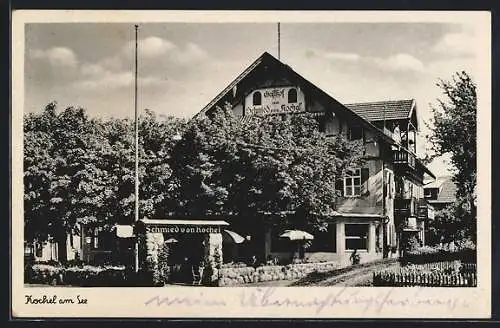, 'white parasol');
279,229,314,241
